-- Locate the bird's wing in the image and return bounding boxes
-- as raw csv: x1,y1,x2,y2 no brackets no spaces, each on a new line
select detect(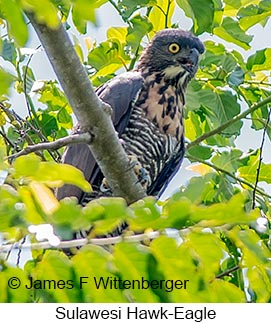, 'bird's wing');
56,71,144,201
147,136,185,197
